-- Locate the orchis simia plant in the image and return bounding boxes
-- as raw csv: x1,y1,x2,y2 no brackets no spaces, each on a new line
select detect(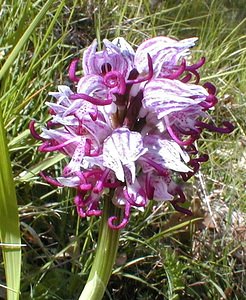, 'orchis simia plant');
30,36,234,299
